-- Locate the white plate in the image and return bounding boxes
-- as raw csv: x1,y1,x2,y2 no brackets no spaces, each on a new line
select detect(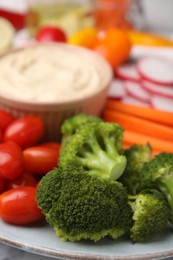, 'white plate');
0,219,173,260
